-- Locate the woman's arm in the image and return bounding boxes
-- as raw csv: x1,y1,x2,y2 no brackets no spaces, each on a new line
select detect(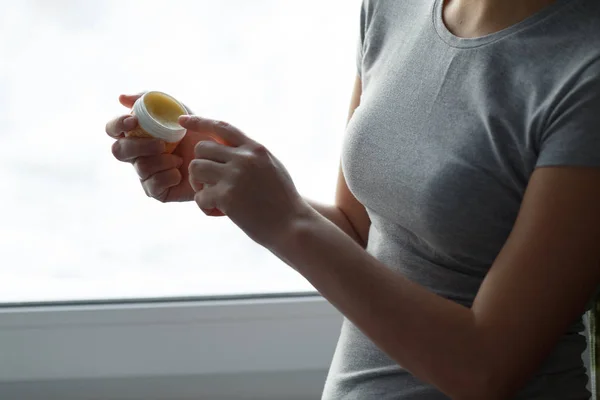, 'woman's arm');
271,166,600,400
306,76,371,247
180,73,600,399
